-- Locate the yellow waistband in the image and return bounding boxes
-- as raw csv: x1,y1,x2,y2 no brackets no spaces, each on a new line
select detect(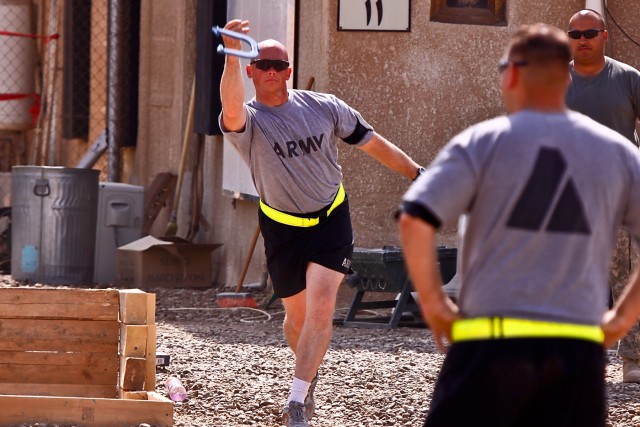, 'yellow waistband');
259,183,346,227
452,317,604,344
